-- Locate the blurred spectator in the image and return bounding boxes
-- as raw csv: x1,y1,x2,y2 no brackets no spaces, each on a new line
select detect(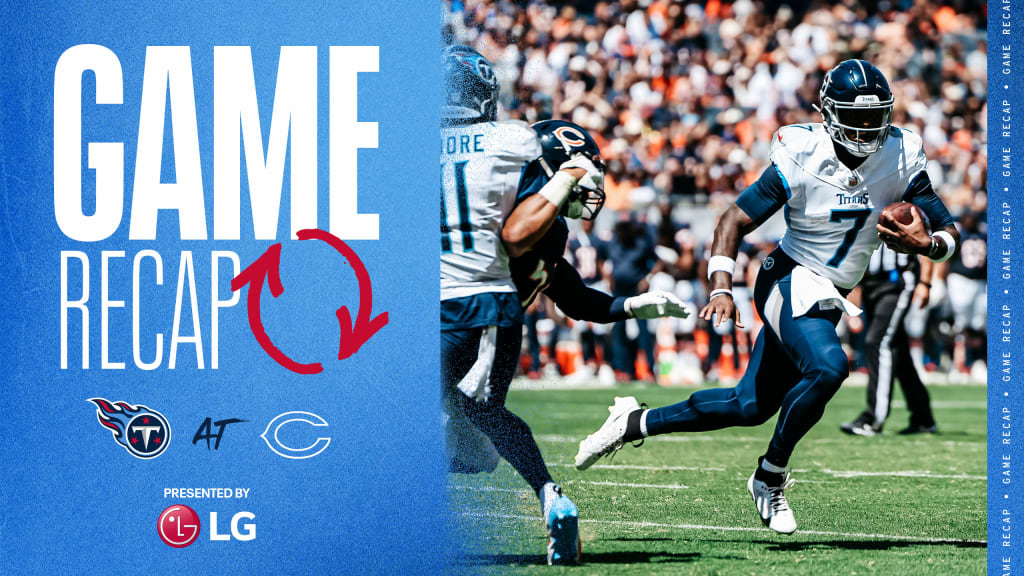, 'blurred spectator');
947,211,987,379
445,0,987,383
607,218,661,380
566,220,616,381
